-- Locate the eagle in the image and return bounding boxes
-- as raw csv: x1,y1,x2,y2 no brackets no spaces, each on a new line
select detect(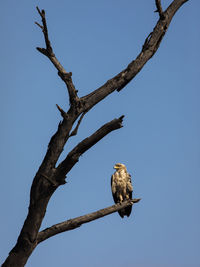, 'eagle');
111,163,133,218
